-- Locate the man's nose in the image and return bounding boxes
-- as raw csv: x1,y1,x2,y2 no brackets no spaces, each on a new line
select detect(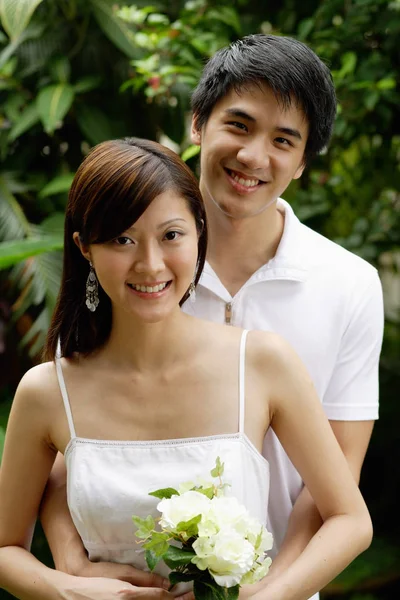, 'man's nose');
134,242,164,274
236,138,271,172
